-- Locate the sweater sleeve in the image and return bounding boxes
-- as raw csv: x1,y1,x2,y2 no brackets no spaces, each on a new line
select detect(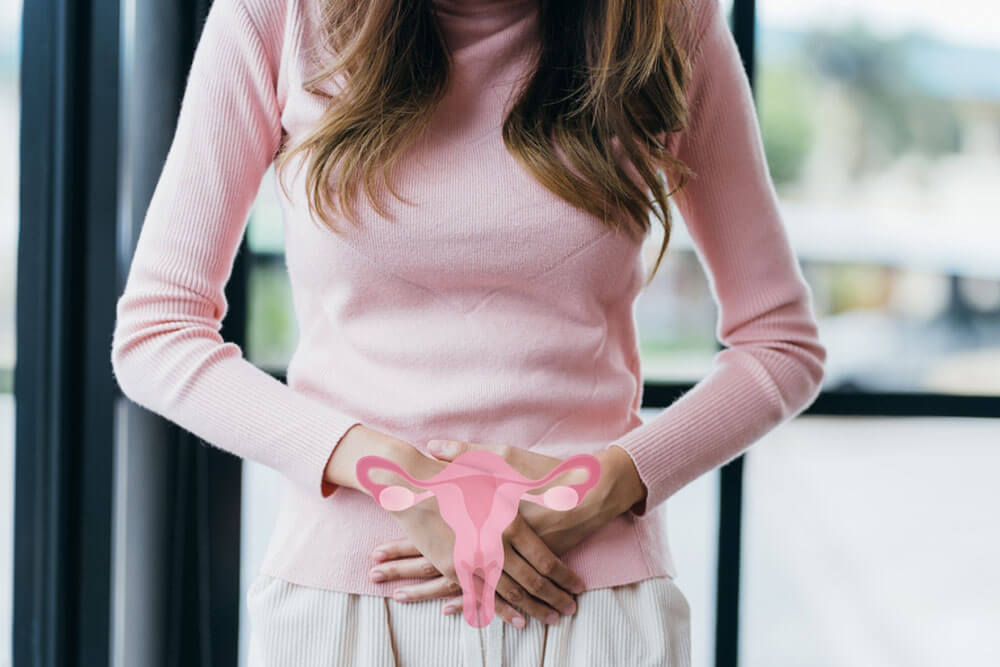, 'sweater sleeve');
110,0,363,500
612,0,827,517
